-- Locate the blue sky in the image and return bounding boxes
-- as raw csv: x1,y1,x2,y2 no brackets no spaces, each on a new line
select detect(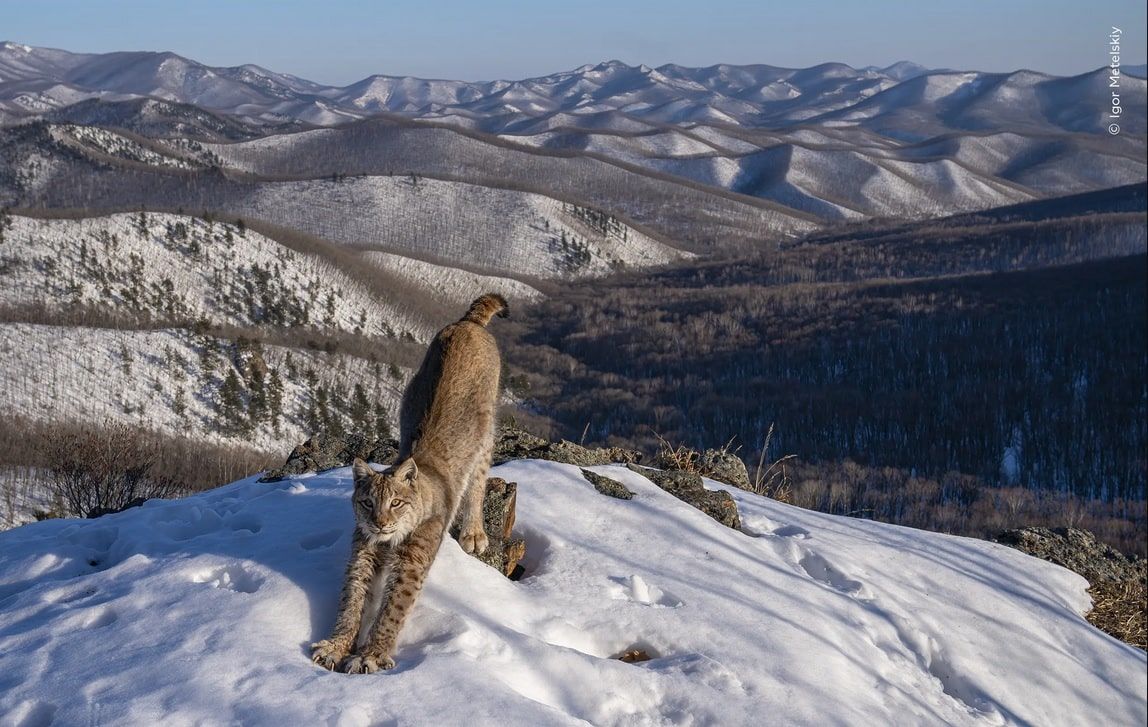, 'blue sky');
3,0,1146,83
